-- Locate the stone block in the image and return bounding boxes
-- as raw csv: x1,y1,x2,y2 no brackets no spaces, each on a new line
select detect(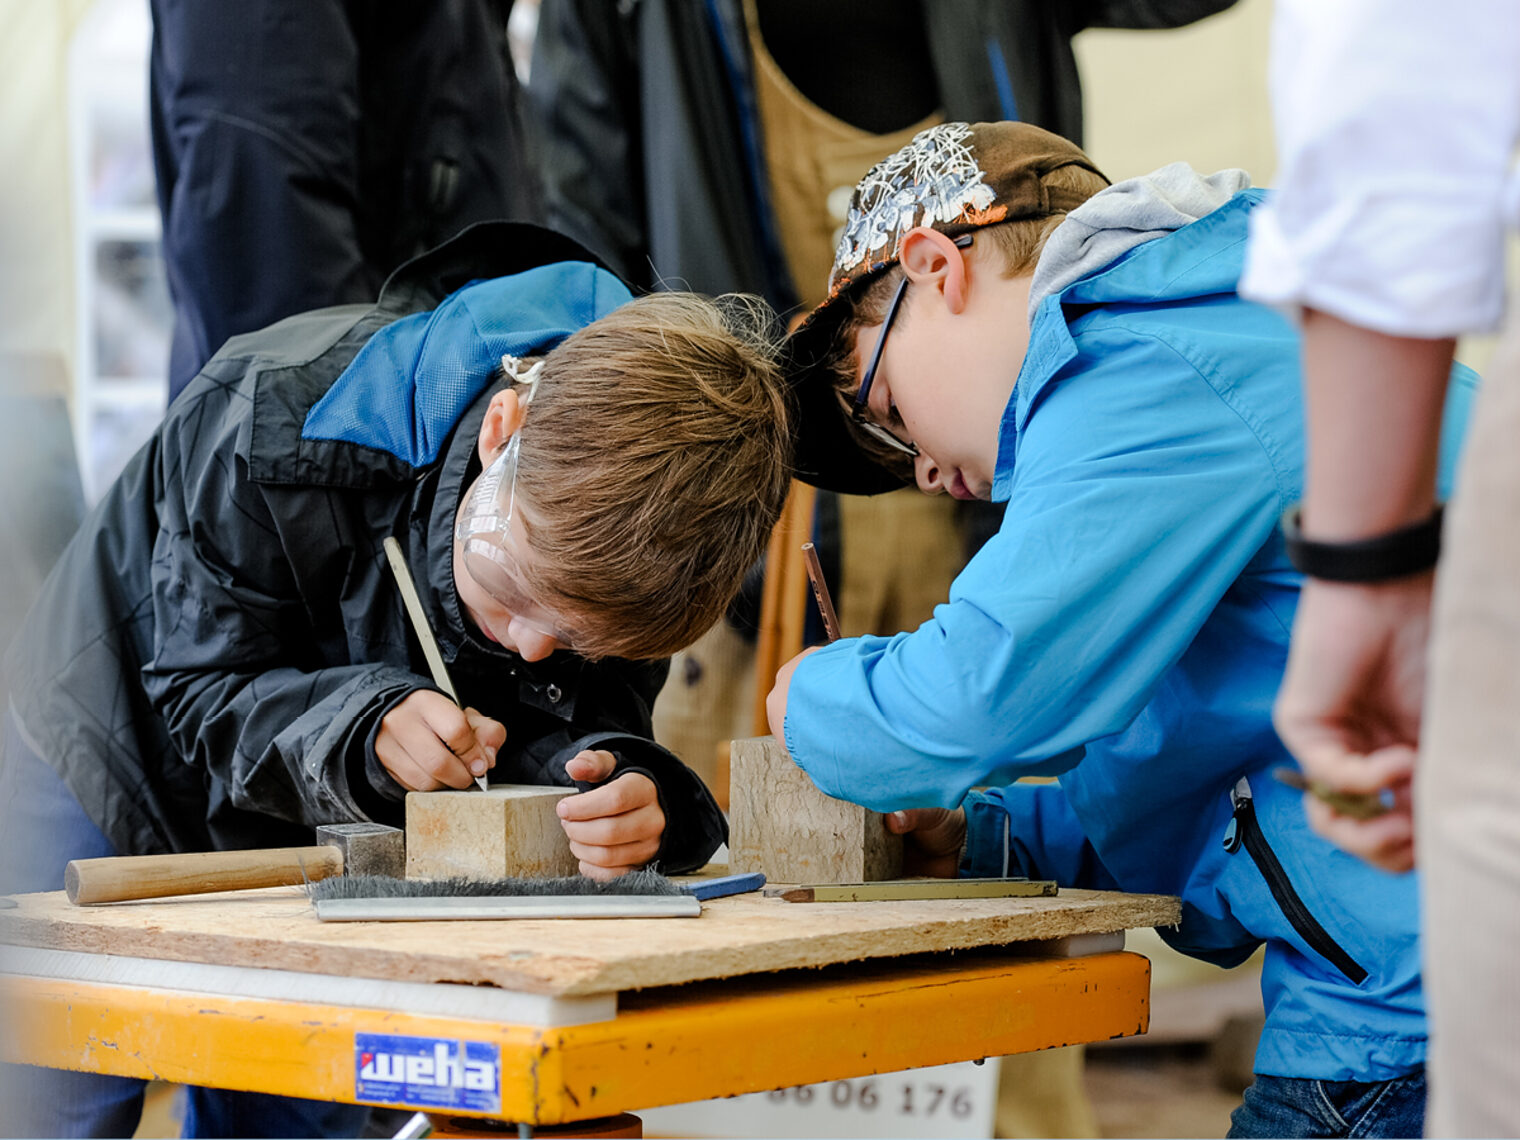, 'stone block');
728,735,902,883
406,784,579,880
